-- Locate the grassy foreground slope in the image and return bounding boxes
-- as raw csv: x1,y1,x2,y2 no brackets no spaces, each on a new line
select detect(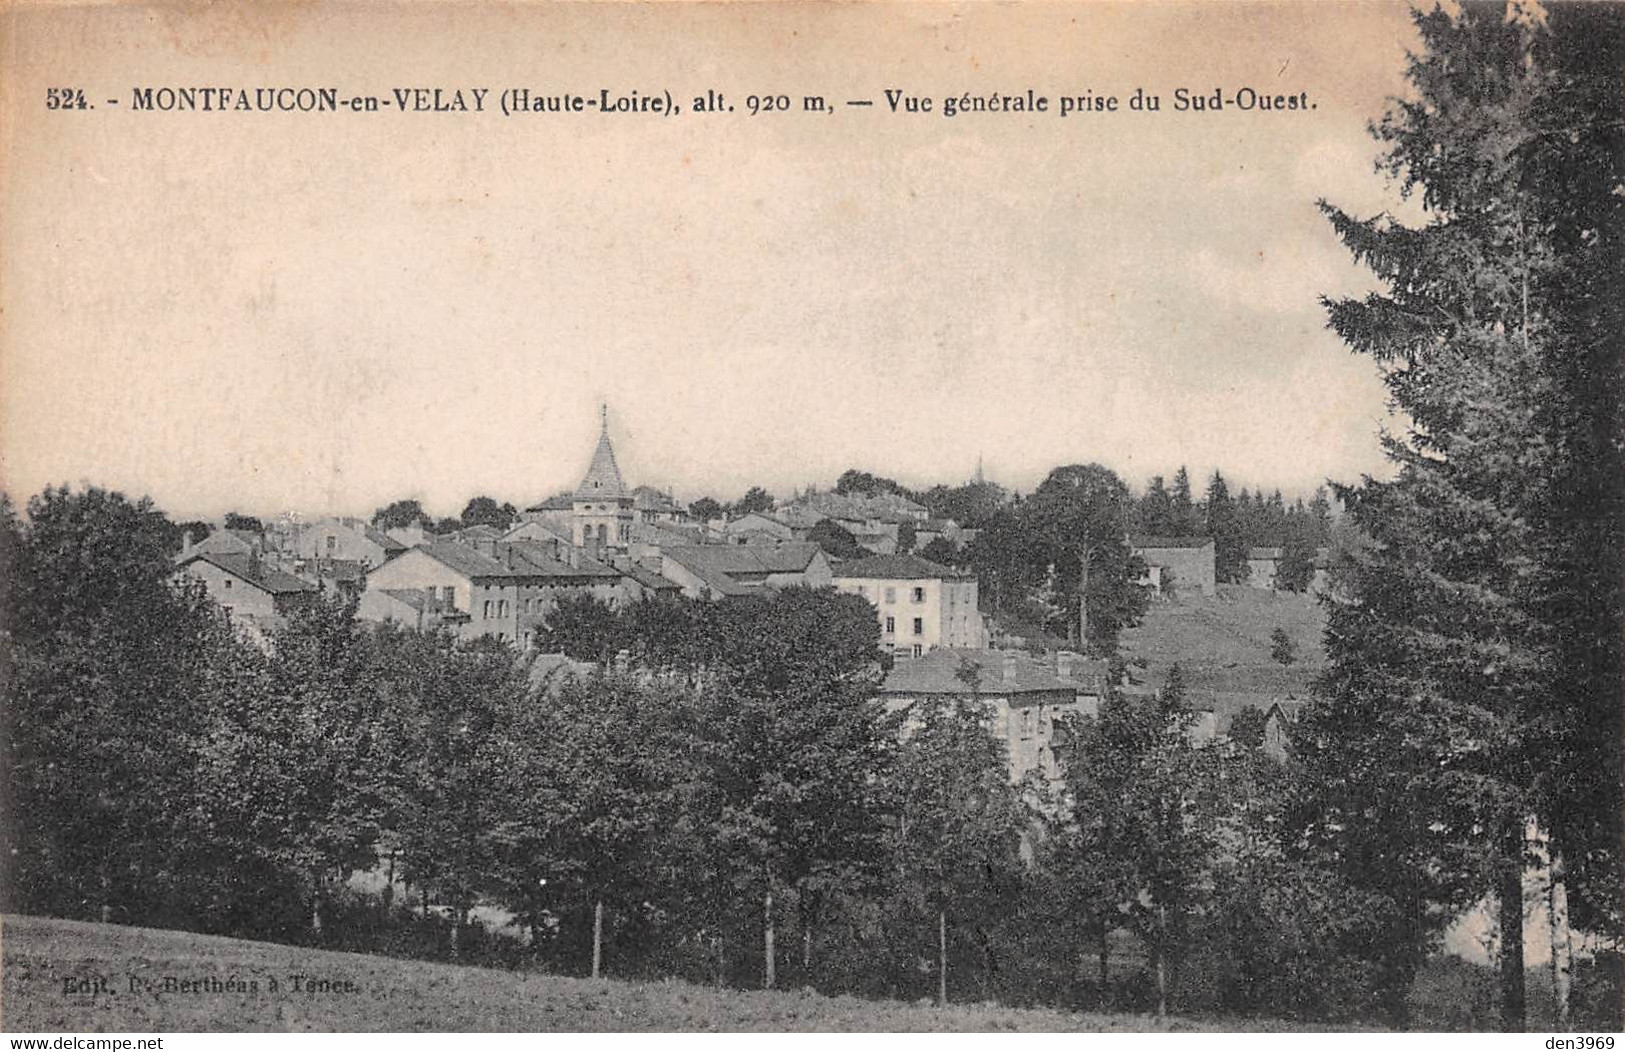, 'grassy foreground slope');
5,915,1225,1032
